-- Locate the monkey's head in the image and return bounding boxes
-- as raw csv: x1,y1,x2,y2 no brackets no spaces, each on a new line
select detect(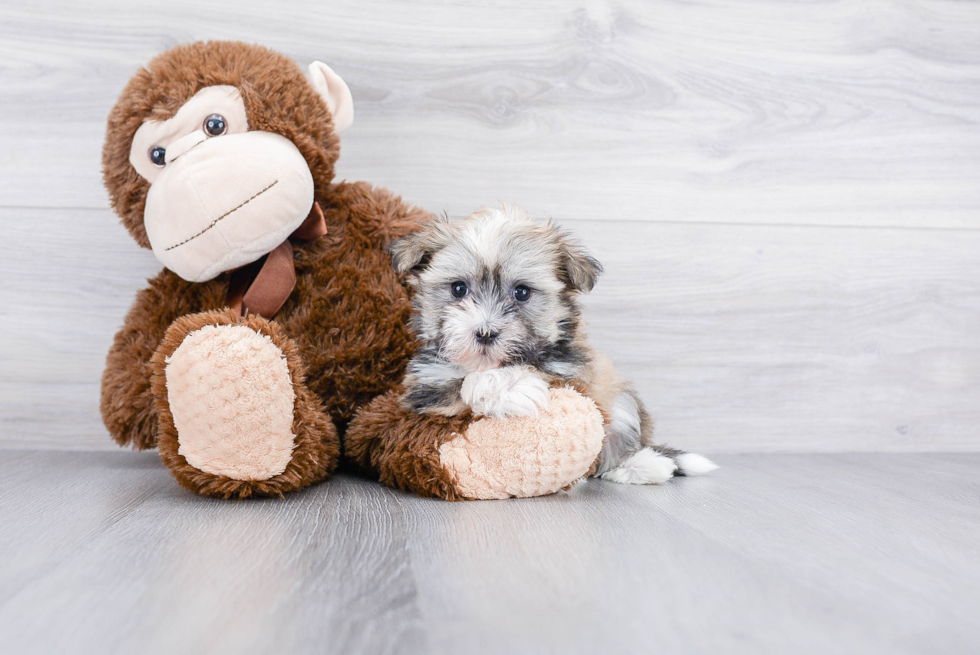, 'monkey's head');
102,41,354,282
